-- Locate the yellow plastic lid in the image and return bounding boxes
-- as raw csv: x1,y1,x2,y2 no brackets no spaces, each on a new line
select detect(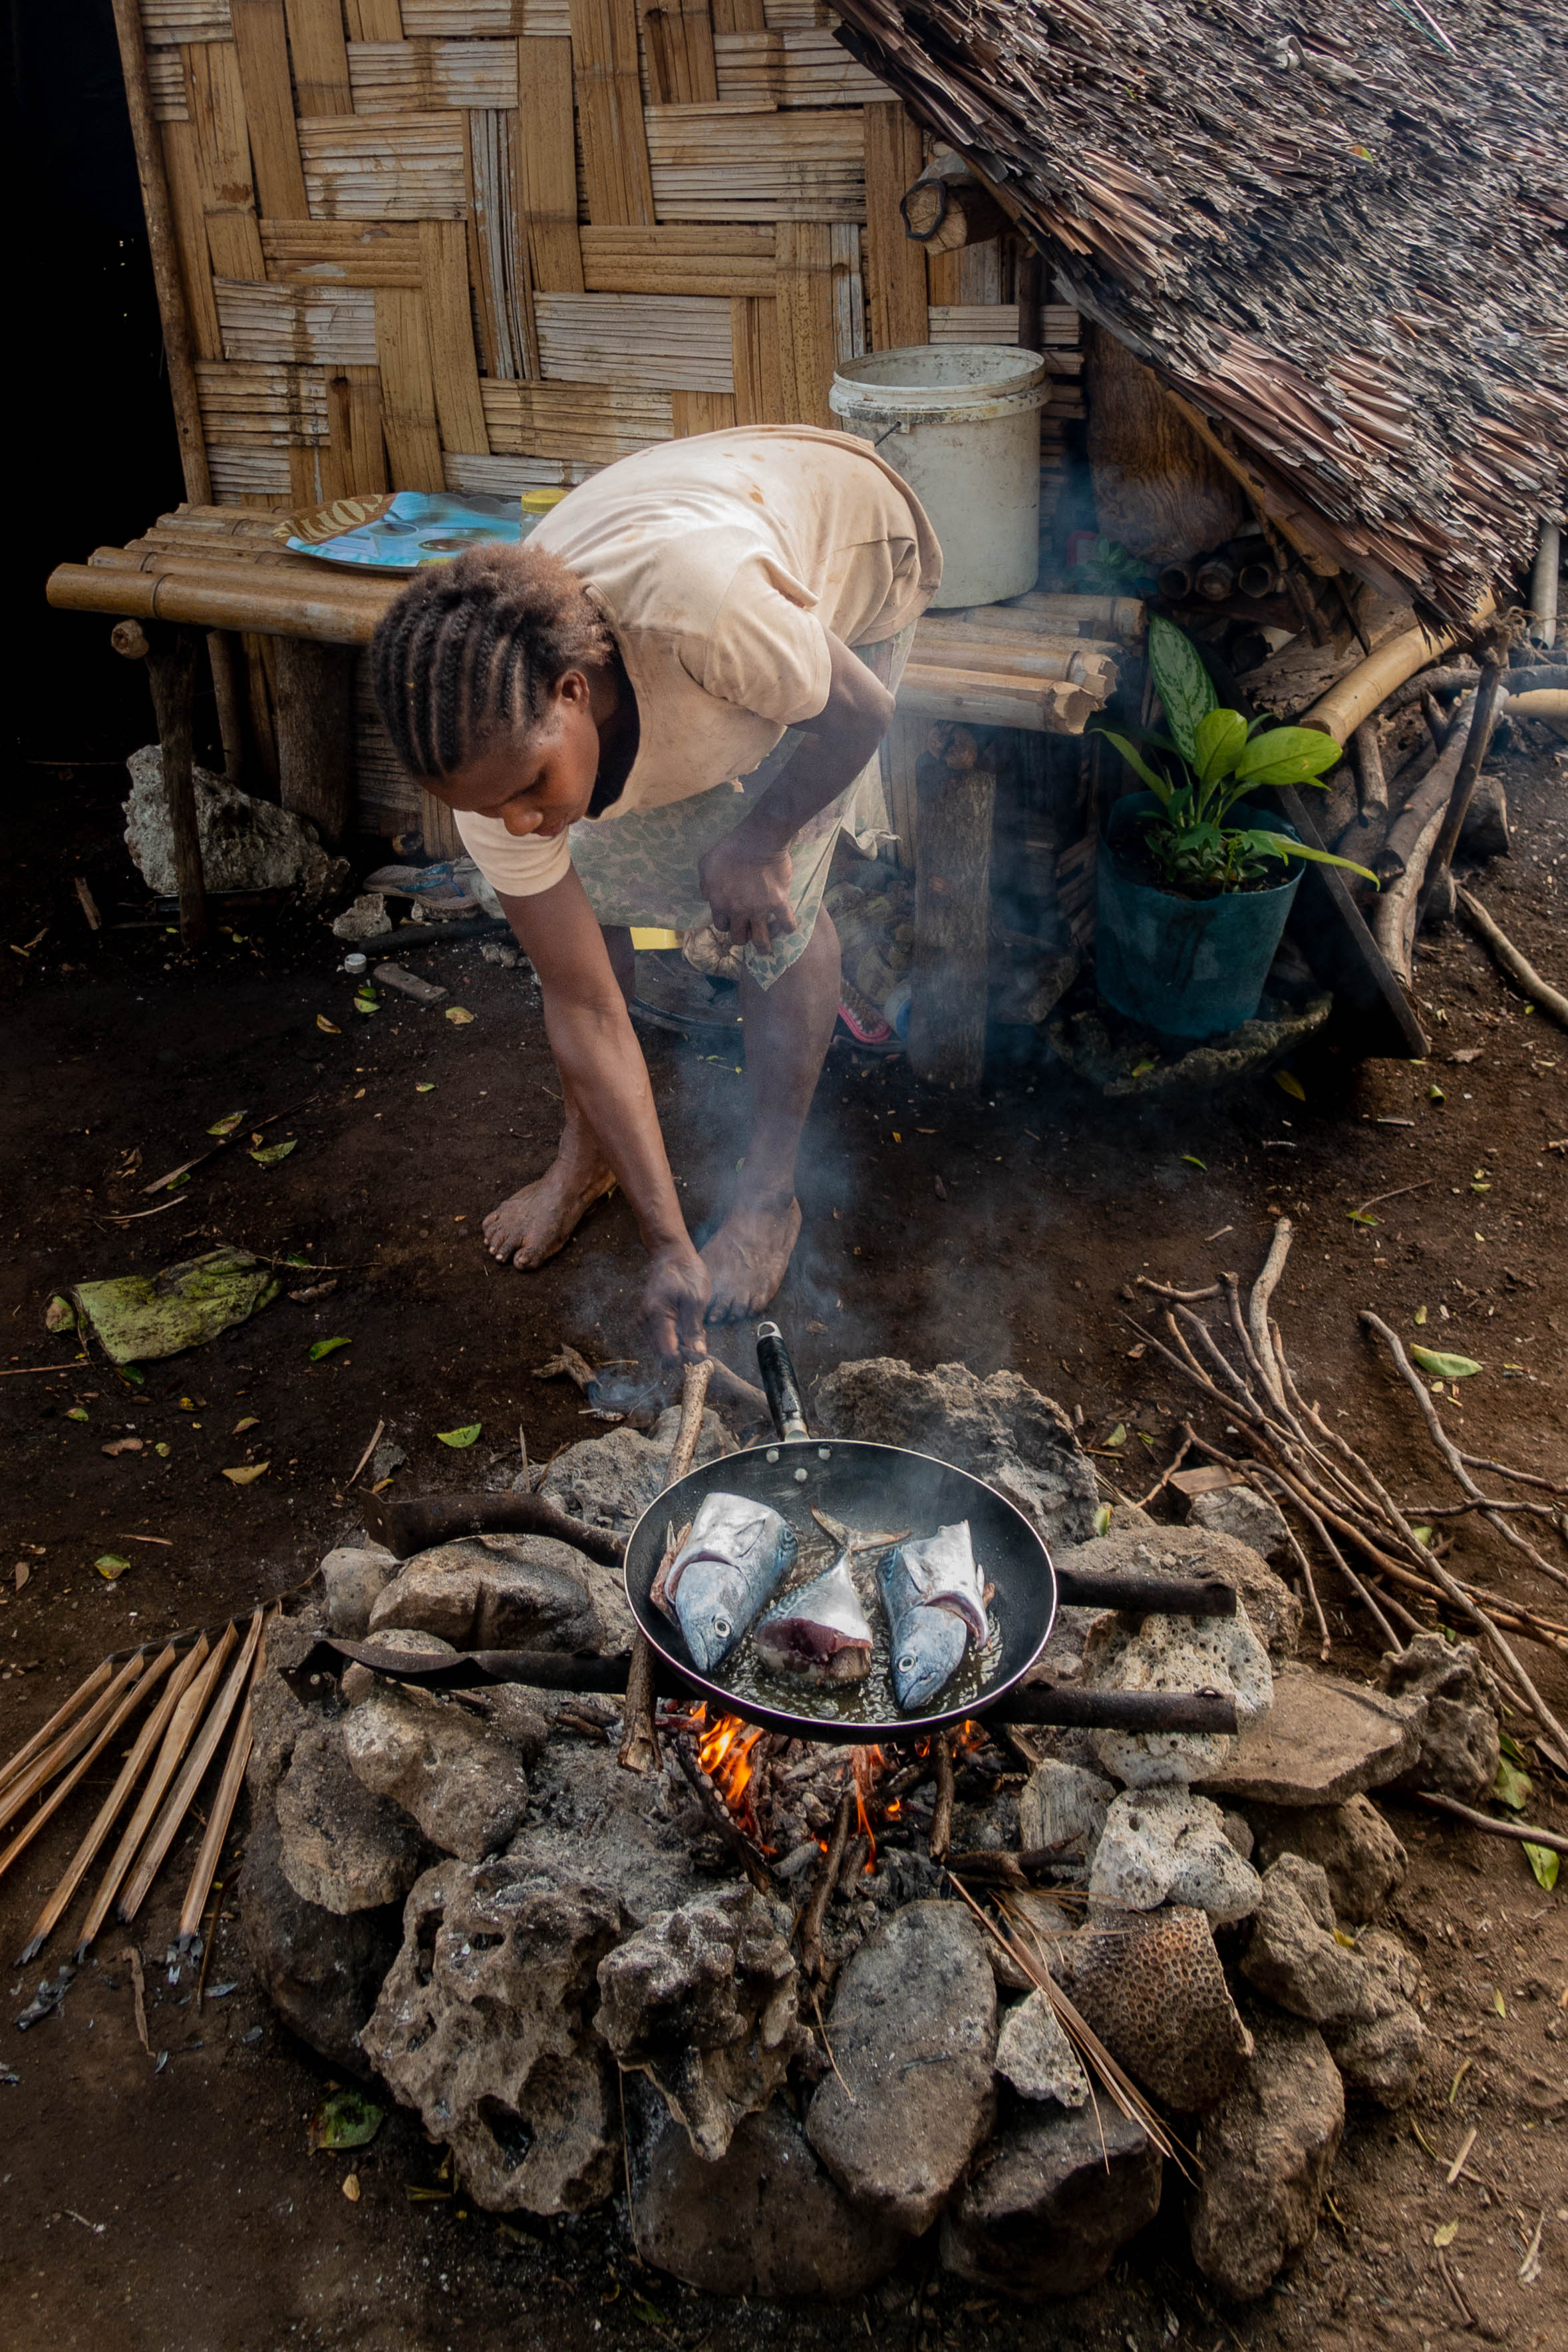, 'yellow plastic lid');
521,488,569,512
